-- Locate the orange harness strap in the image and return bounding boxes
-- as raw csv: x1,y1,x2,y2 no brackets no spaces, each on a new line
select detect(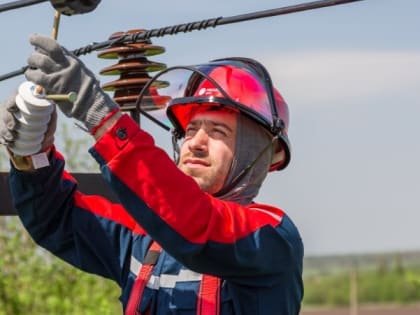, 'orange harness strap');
197,274,221,315
125,241,221,315
125,241,161,315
